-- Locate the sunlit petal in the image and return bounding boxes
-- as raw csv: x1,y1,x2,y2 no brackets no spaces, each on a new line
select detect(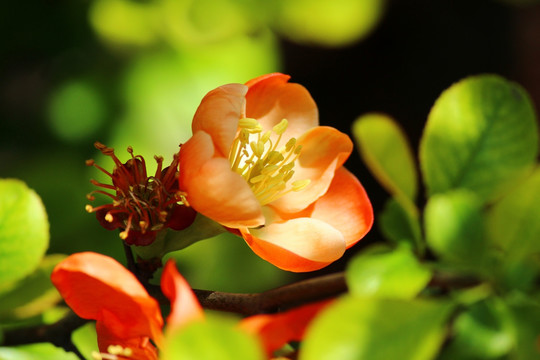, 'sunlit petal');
245,73,318,140
192,83,247,157
241,218,346,272
271,126,353,213
311,167,373,248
